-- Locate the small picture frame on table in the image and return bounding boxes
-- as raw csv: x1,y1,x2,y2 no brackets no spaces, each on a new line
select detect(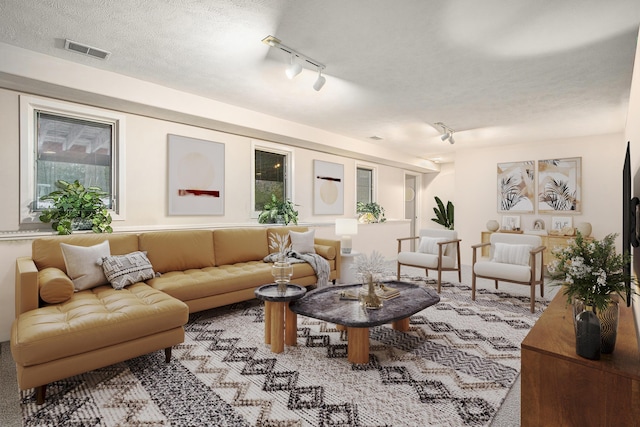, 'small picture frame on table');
551,216,573,231
501,215,521,231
